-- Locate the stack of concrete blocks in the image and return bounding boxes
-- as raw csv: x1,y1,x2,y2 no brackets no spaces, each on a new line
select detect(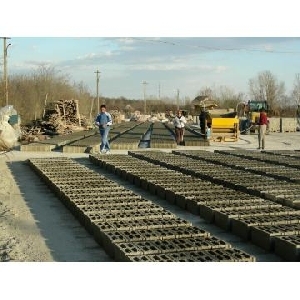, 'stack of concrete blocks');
280,118,297,132
268,117,281,132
